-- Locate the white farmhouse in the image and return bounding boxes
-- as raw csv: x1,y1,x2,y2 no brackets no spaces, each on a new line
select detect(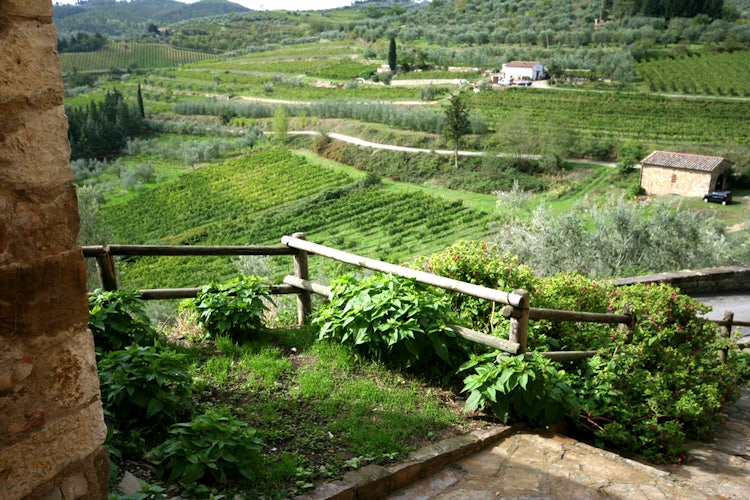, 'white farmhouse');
501,61,546,80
